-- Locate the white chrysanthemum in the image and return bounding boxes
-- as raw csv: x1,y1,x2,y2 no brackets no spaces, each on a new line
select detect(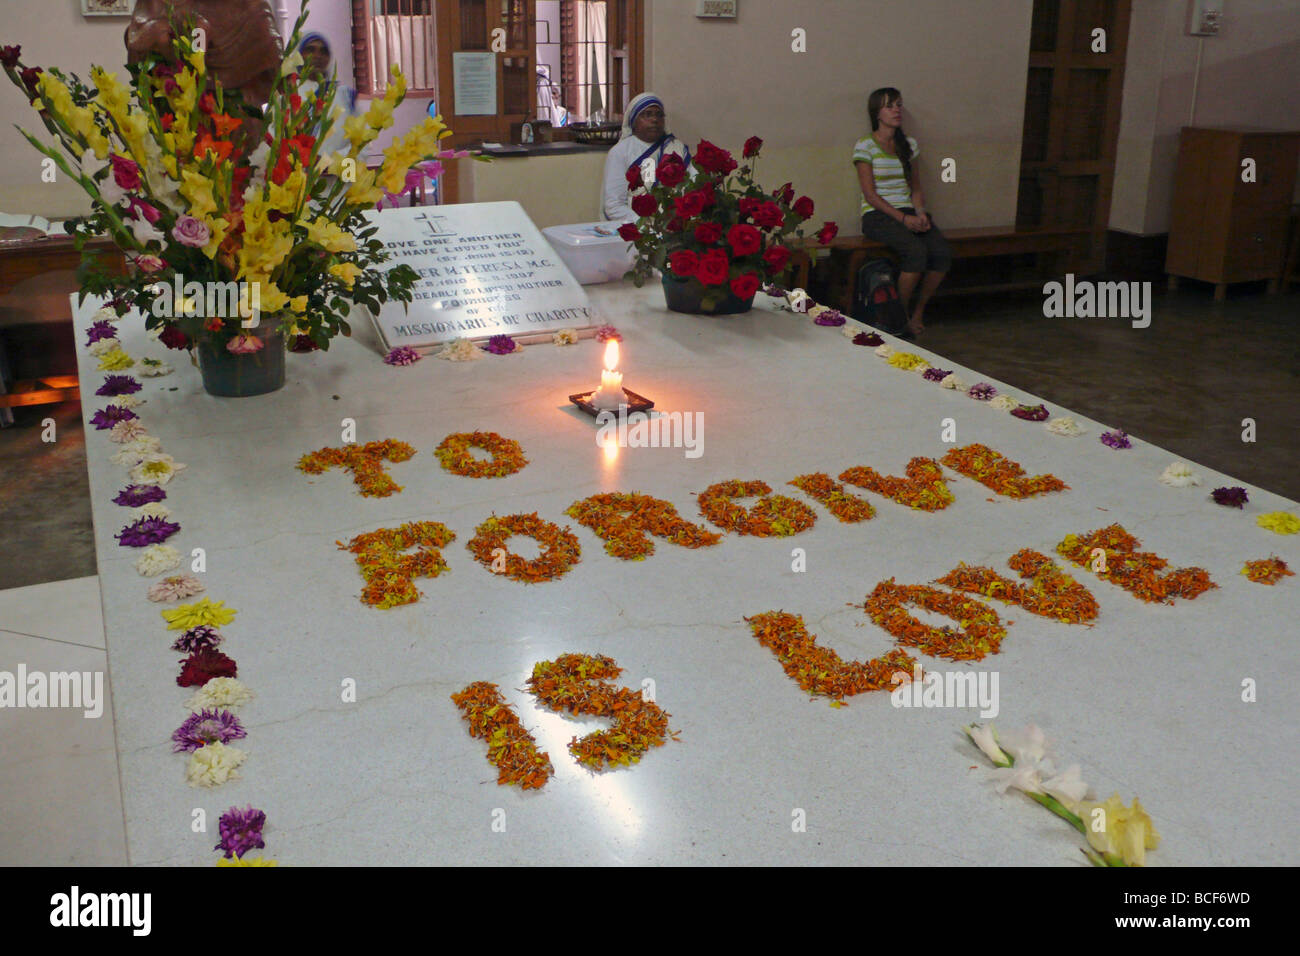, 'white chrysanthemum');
111,435,163,465
785,288,811,313
940,373,966,390
807,304,831,321
436,337,485,362
840,323,862,339
137,358,173,377
1159,462,1201,487
132,501,171,520
109,419,149,443
910,360,931,374
87,337,120,356
1046,416,1087,437
989,395,1020,411
185,742,246,788
129,453,187,486
552,328,578,346
135,544,181,577
93,305,120,323
112,394,144,409
185,677,253,712
875,344,894,358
